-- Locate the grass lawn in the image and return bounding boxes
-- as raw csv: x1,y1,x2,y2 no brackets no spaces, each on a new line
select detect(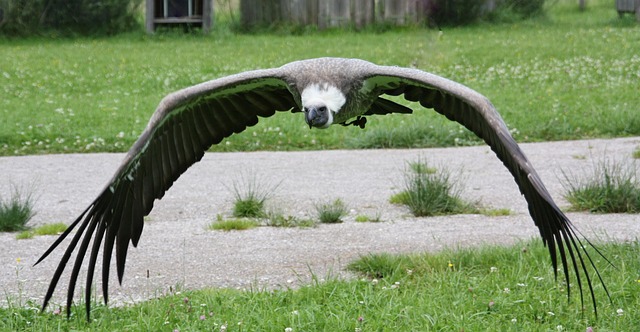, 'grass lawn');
2,240,638,331
1,0,639,155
